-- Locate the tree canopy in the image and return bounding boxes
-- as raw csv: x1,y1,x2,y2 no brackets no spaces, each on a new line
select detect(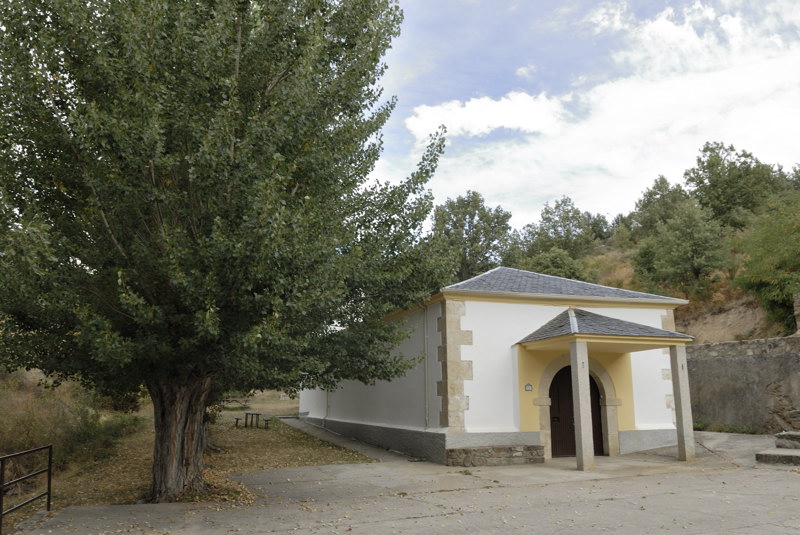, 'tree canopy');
632,199,724,297
431,190,512,284
684,141,793,229
735,192,800,332
0,0,446,501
